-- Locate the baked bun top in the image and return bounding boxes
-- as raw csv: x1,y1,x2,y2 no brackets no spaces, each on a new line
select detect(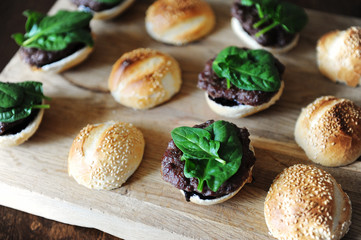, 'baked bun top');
108,48,182,110
68,121,145,190
317,26,361,87
295,96,361,167
145,0,215,45
265,164,352,240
